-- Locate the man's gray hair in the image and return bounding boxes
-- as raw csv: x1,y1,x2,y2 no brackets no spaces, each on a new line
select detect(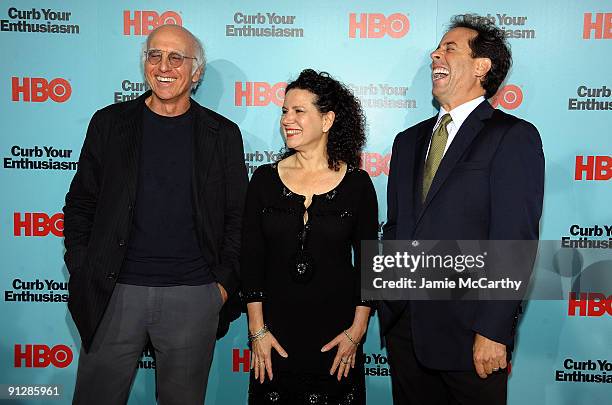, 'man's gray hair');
142,24,206,90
